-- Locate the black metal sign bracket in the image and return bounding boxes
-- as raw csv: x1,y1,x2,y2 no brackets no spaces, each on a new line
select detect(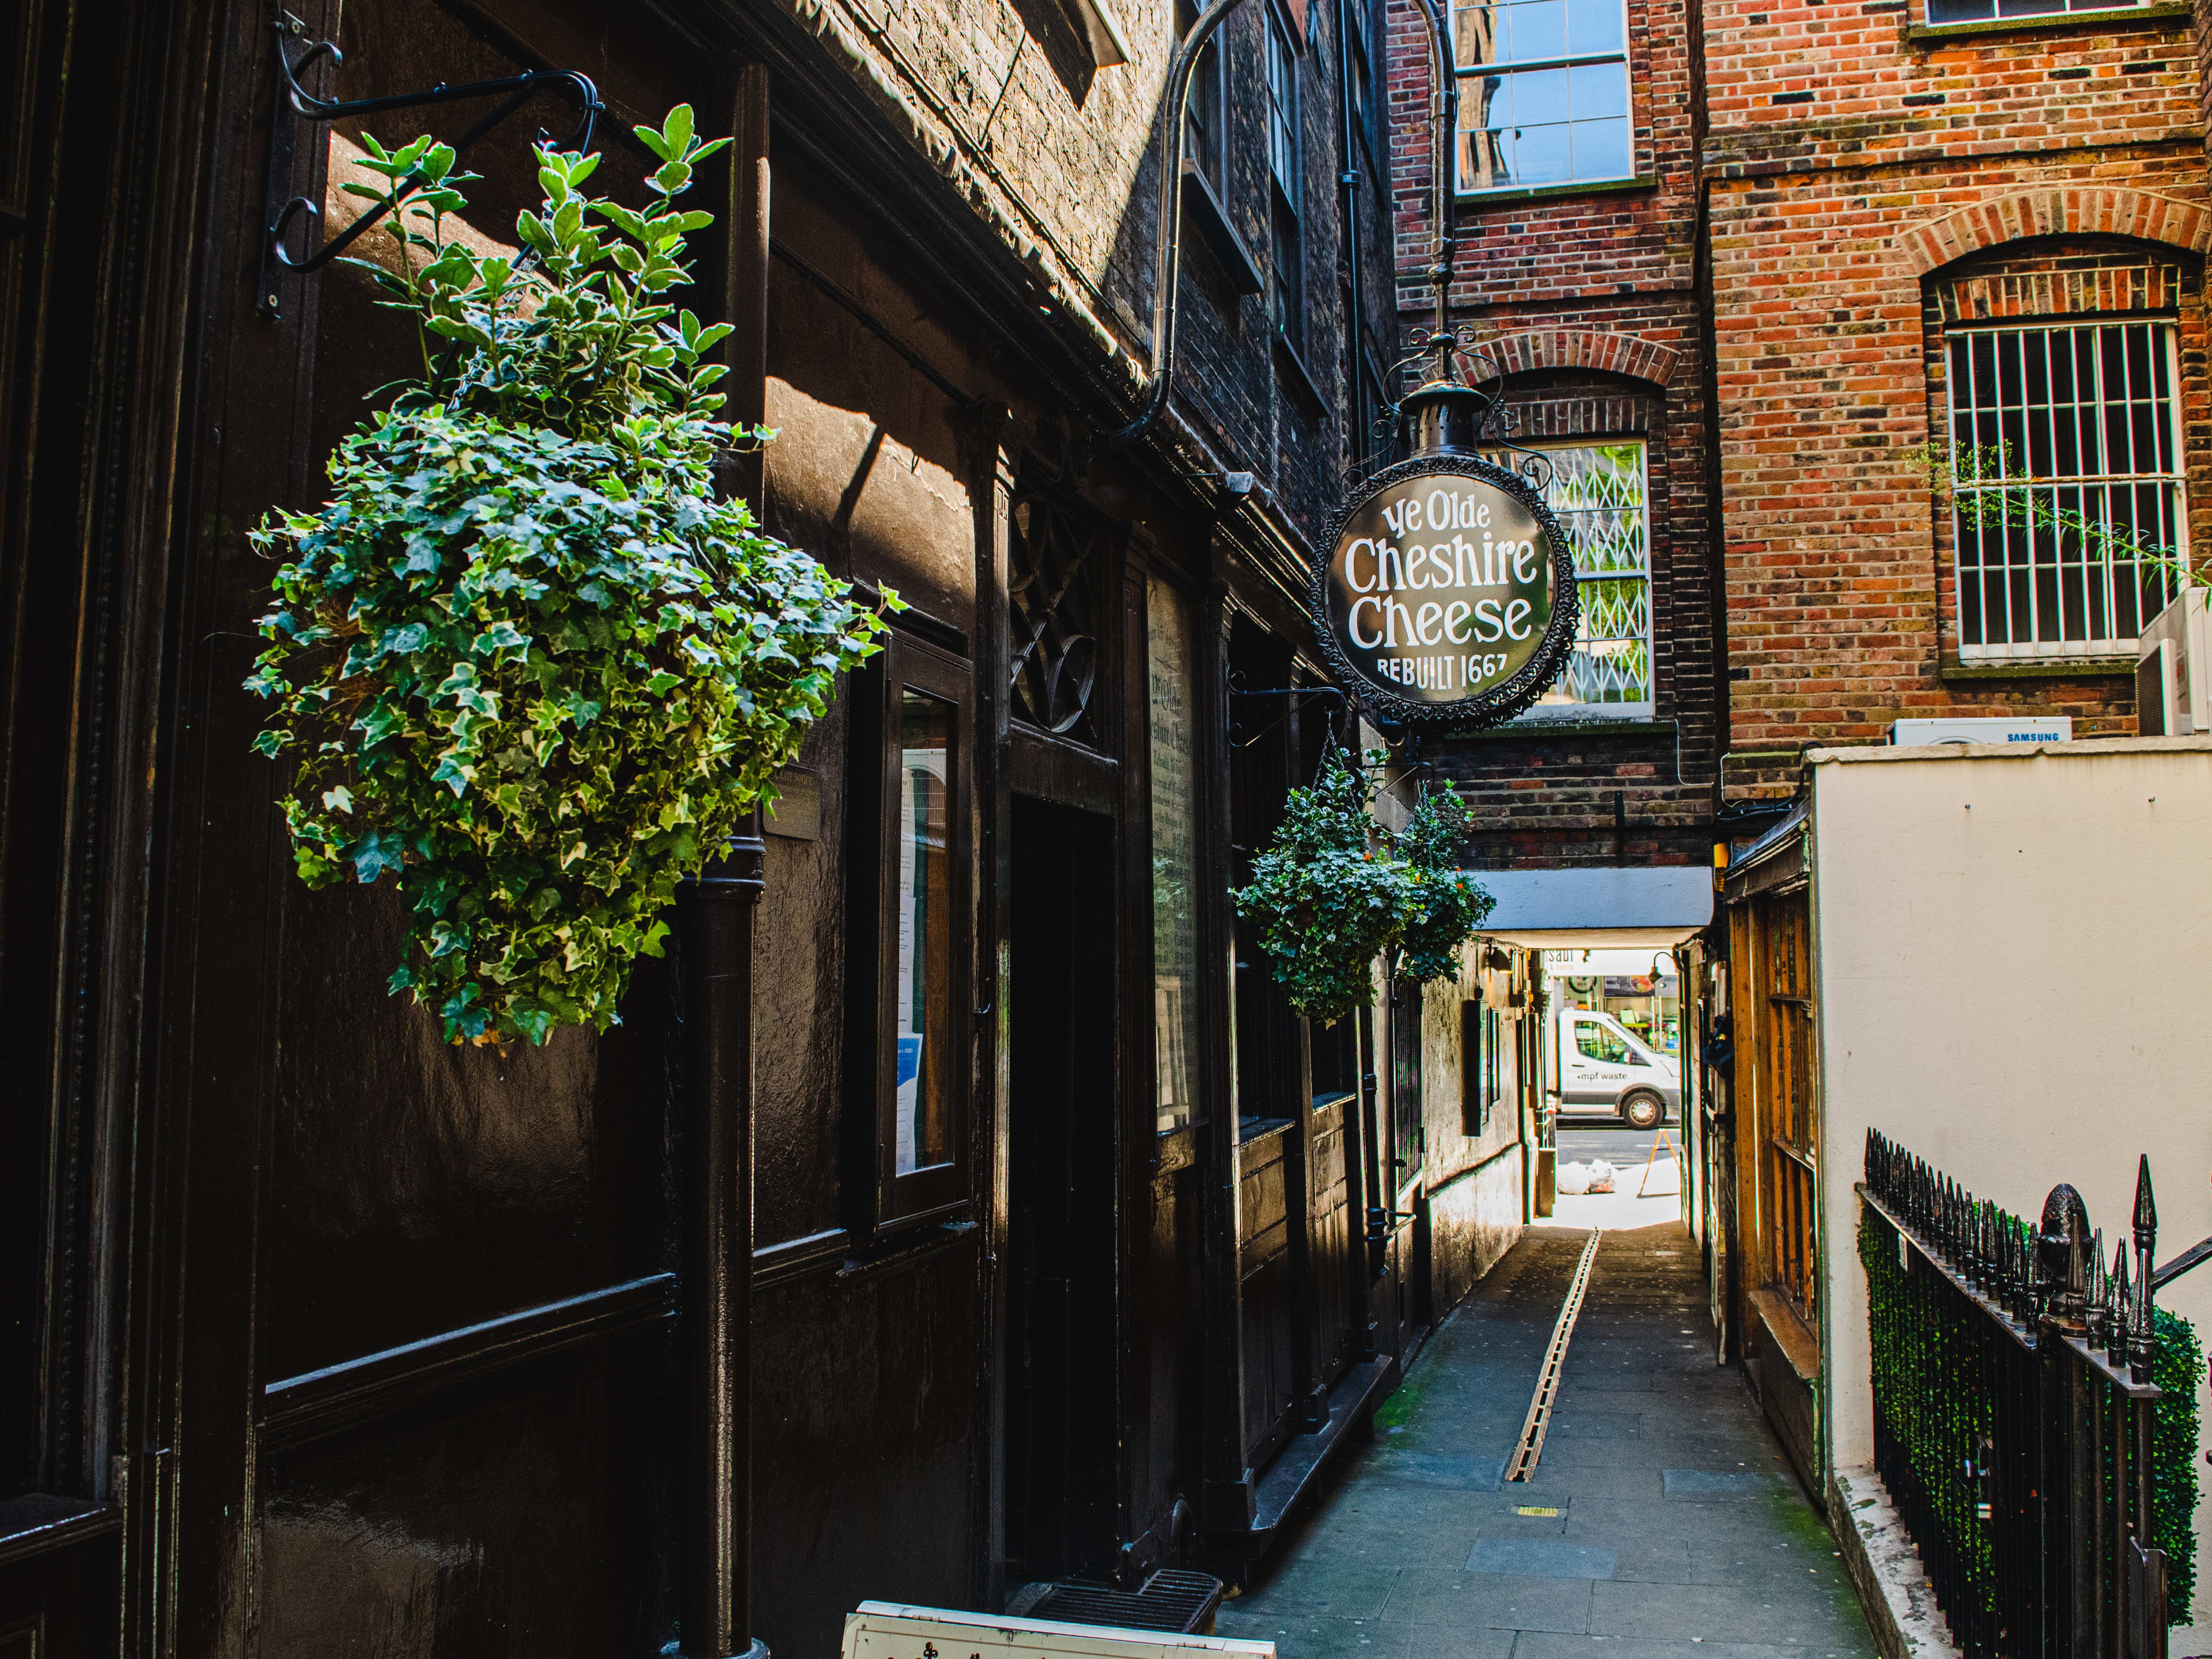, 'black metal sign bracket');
257,13,603,319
